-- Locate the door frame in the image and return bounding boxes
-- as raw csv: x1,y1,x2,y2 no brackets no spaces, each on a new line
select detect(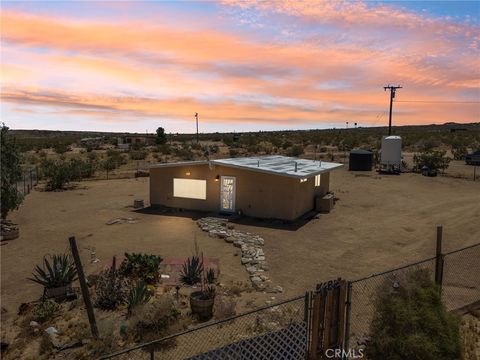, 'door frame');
220,176,236,213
